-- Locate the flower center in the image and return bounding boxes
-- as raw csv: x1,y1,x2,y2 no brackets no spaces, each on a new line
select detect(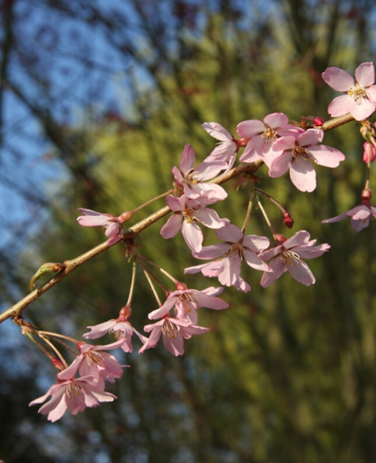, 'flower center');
348,85,368,102
85,351,102,366
182,208,197,224
280,249,301,267
292,144,309,159
226,242,244,259
66,382,84,399
261,127,278,144
162,319,179,339
185,169,199,184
